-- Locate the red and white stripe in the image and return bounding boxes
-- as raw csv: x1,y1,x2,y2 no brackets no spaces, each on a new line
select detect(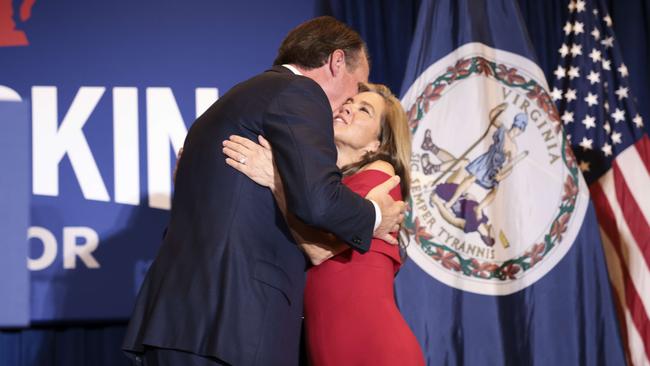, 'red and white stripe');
591,135,650,366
